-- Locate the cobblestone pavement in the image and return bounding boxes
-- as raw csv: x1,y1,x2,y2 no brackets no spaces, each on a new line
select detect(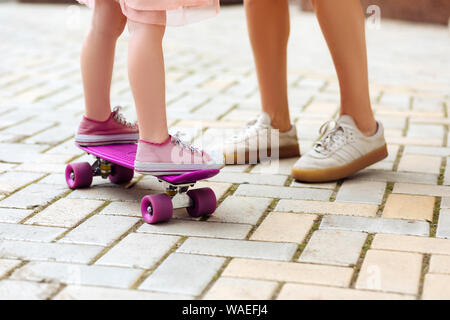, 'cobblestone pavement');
0,2,449,300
